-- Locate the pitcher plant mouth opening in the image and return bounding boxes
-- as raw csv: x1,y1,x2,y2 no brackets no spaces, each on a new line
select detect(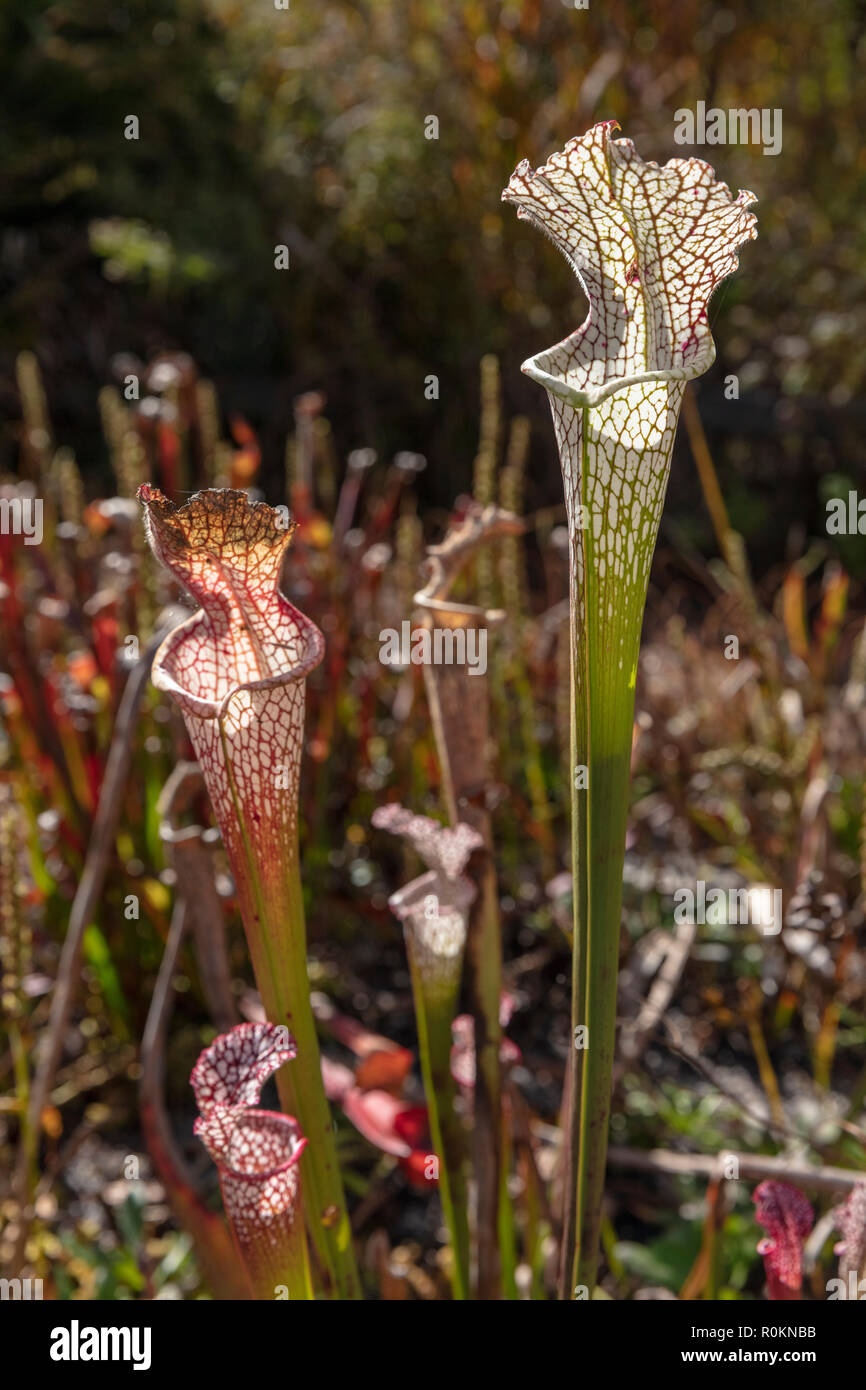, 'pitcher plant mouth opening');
139,485,324,718
195,1106,308,1195
502,119,757,412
